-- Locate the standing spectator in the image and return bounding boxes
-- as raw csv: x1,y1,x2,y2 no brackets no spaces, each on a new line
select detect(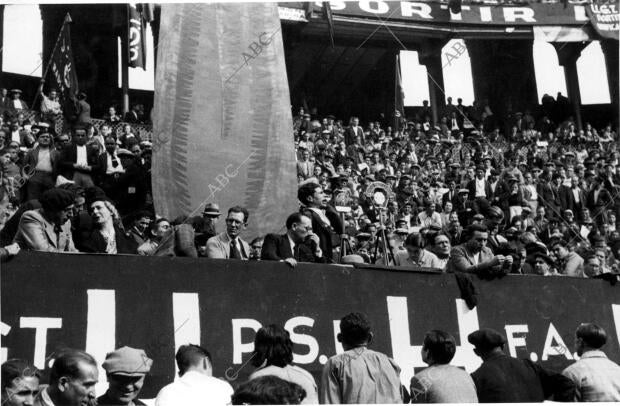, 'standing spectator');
1,359,40,406
14,188,77,252
562,323,620,401
155,345,233,406
5,89,28,120
58,127,99,189
0,187,20,261
75,92,91,126
124,104,142,123
410,330,478,403
103,106,122,123
39,86,63,122
297,149,314,180
261,212,324,267
320,312,402,404
98,347,152,406
344,117,364,146
23,129,58,201
394,233,443,269
468,328,575,402
298,182,344,263
34,349,98,406
206,206,251,259
550,240,585,277
249,325,318,404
